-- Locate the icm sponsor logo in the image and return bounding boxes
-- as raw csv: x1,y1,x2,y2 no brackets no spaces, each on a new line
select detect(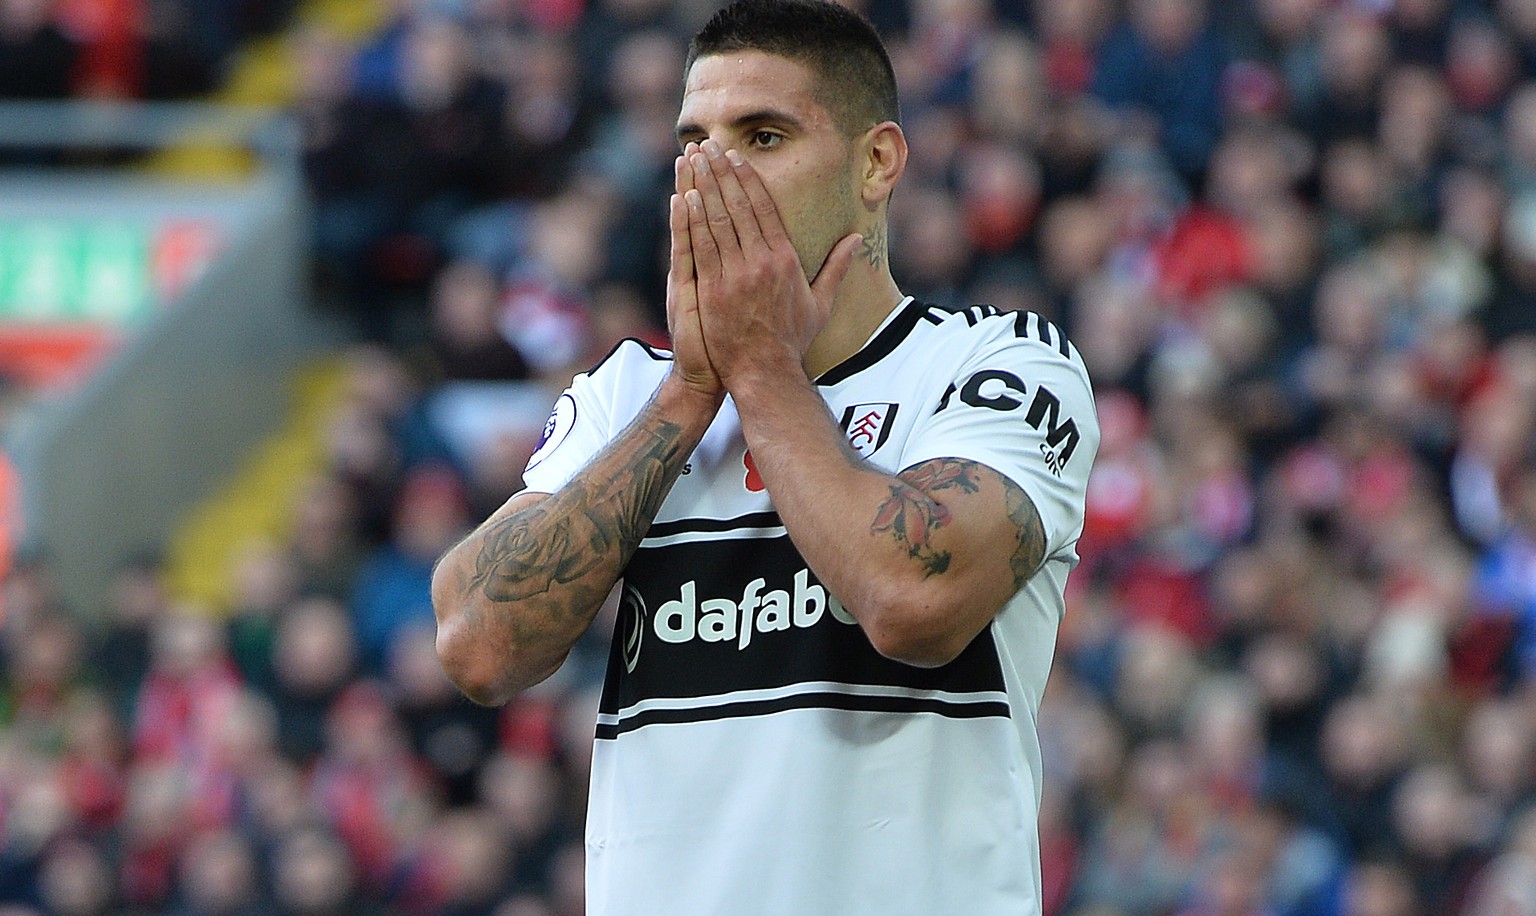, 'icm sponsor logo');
936,369,1081,475
653,569,856,650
